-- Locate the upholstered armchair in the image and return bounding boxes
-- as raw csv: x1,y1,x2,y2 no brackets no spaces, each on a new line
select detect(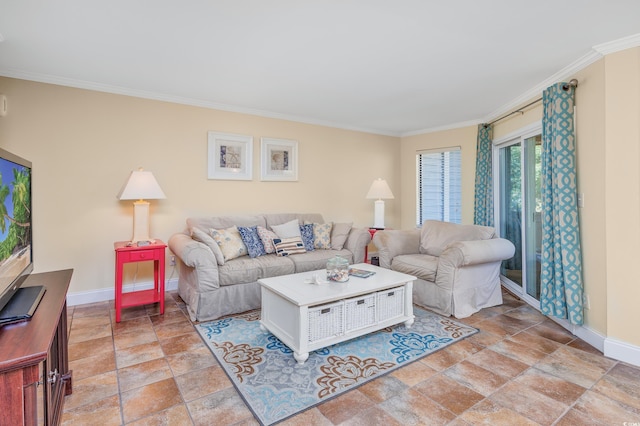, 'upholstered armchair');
372,220,516,318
